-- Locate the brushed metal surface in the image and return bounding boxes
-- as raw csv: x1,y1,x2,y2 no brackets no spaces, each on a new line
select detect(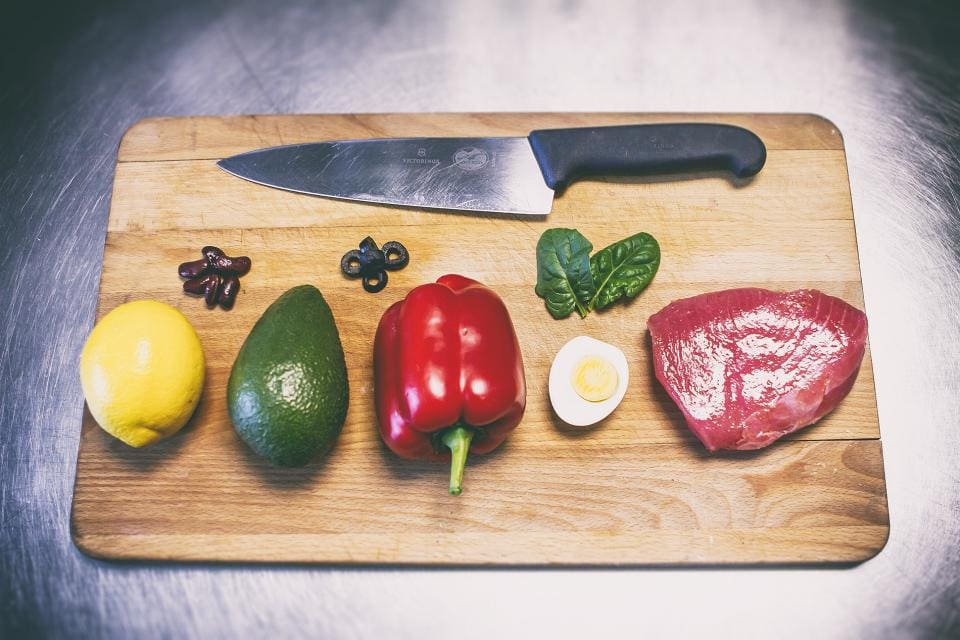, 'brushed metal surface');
2,0,959,637
218,137,555,214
